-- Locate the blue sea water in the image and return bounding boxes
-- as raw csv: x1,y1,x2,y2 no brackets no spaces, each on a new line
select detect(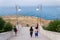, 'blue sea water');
0,6,60,20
